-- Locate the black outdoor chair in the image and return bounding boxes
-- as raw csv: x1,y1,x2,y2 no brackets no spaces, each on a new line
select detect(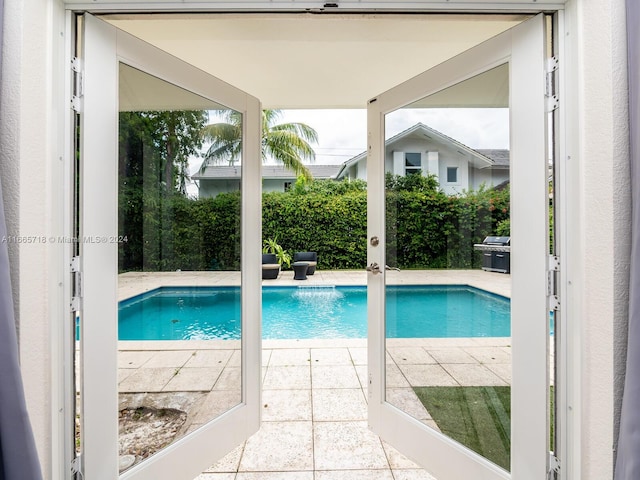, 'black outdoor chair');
262,253,280,280
293,252,317,275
